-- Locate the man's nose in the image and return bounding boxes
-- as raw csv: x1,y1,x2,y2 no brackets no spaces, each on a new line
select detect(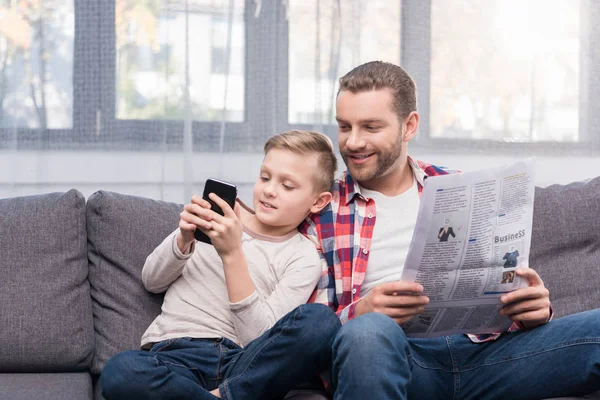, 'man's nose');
345,129,366,150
